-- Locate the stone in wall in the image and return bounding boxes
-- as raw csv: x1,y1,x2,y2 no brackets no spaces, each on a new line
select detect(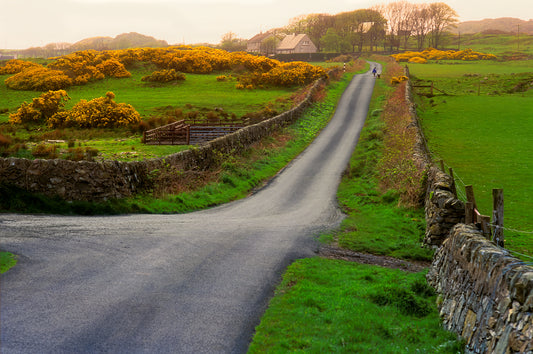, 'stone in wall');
427,224,533,353
424,166,465,247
